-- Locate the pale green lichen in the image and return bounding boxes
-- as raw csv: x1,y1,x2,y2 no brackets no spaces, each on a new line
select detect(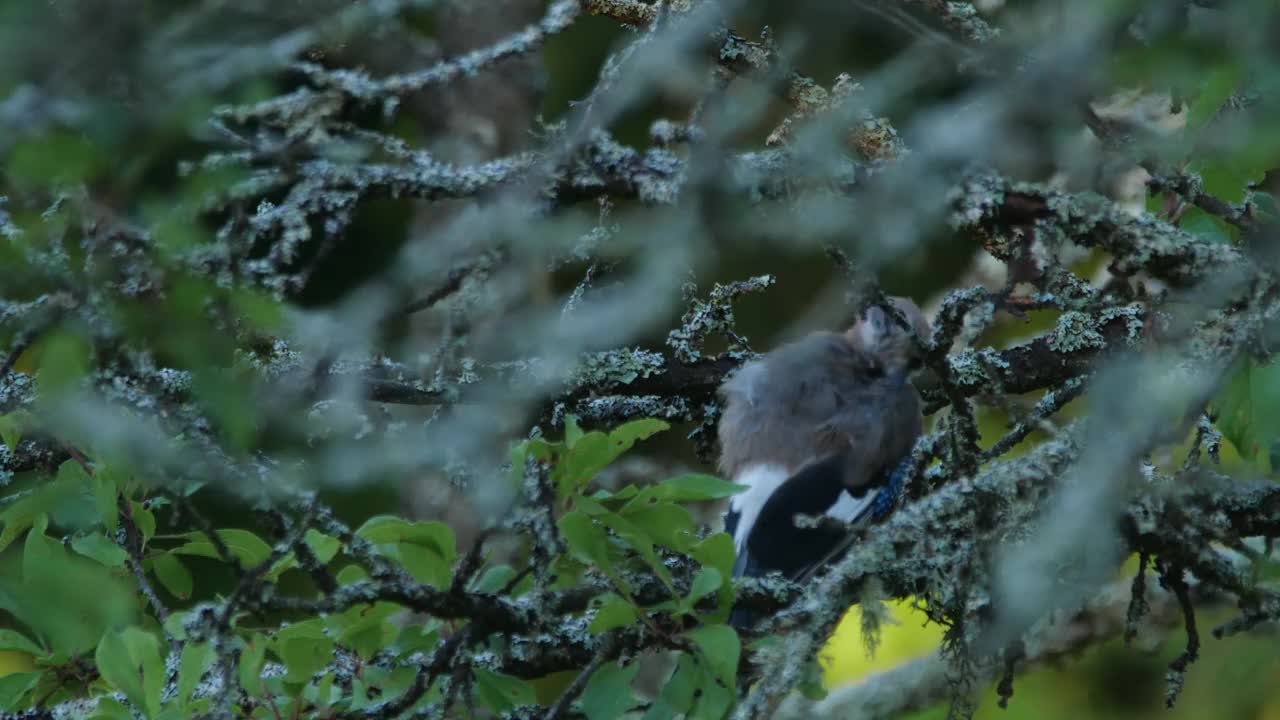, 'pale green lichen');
1097,304,1148,345
1047,305,1147,354
1048,311,1107,353
668,276,774,363
947,348,1010,387
574,394,691,423
570,348,665,389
